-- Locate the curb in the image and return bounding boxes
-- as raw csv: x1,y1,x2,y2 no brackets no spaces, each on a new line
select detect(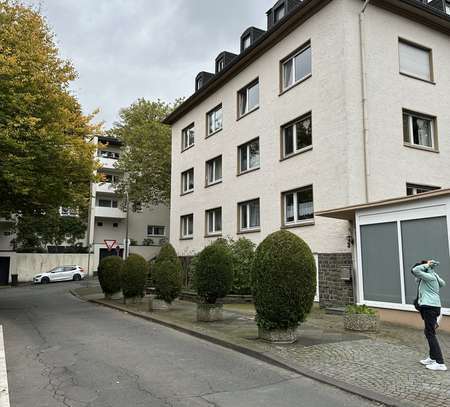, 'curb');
0,326,10,407
77,293,414,407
